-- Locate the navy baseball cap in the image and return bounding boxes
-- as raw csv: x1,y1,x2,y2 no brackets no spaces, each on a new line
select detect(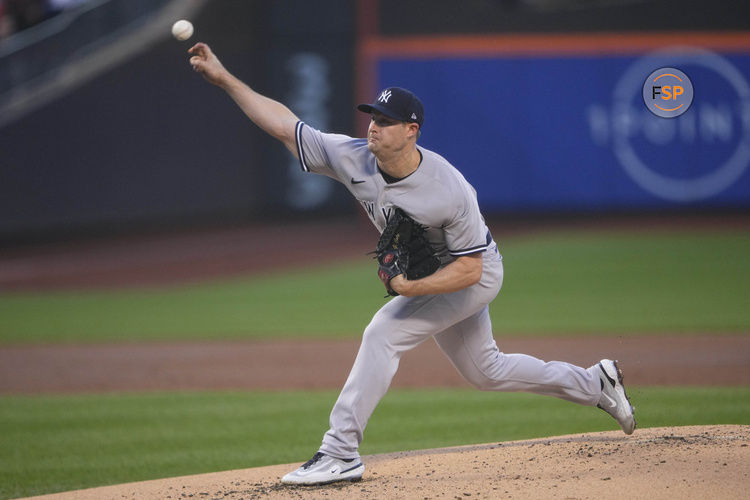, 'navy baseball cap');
357,87,424,127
